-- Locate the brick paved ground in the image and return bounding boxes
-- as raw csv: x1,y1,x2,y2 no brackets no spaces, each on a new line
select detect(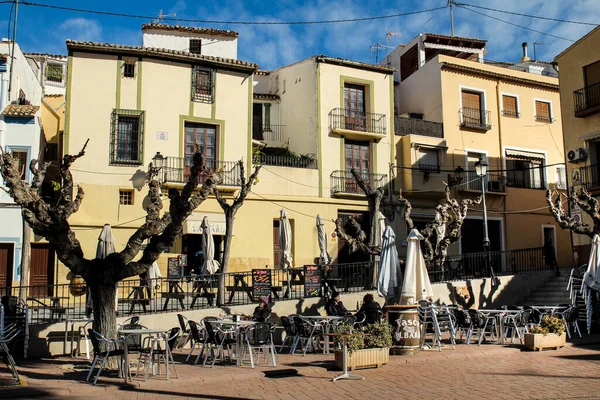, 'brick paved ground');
2,338,600,399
